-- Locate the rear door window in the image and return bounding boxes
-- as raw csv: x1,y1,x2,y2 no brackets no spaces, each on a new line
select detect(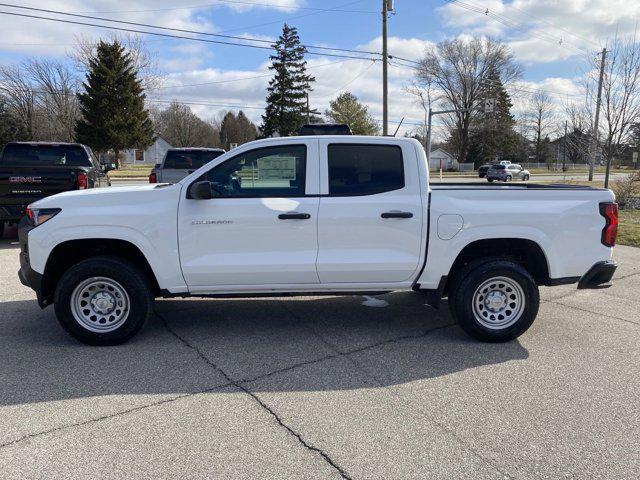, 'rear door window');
0,144,91,167
163,150,224,169
327,144,404,195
